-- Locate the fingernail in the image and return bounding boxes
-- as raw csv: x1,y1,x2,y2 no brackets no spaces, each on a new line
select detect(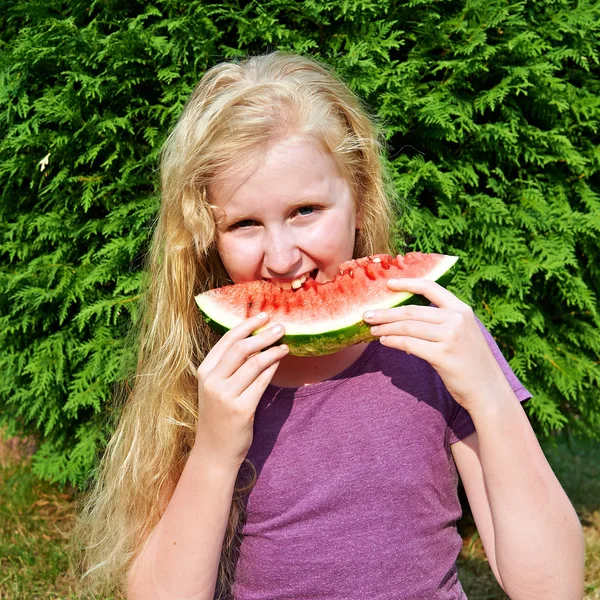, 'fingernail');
257,312,268,320
370,326,378,334
272,324,283,334
388,279,399,286
280,344,289,352
364,311,374,320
